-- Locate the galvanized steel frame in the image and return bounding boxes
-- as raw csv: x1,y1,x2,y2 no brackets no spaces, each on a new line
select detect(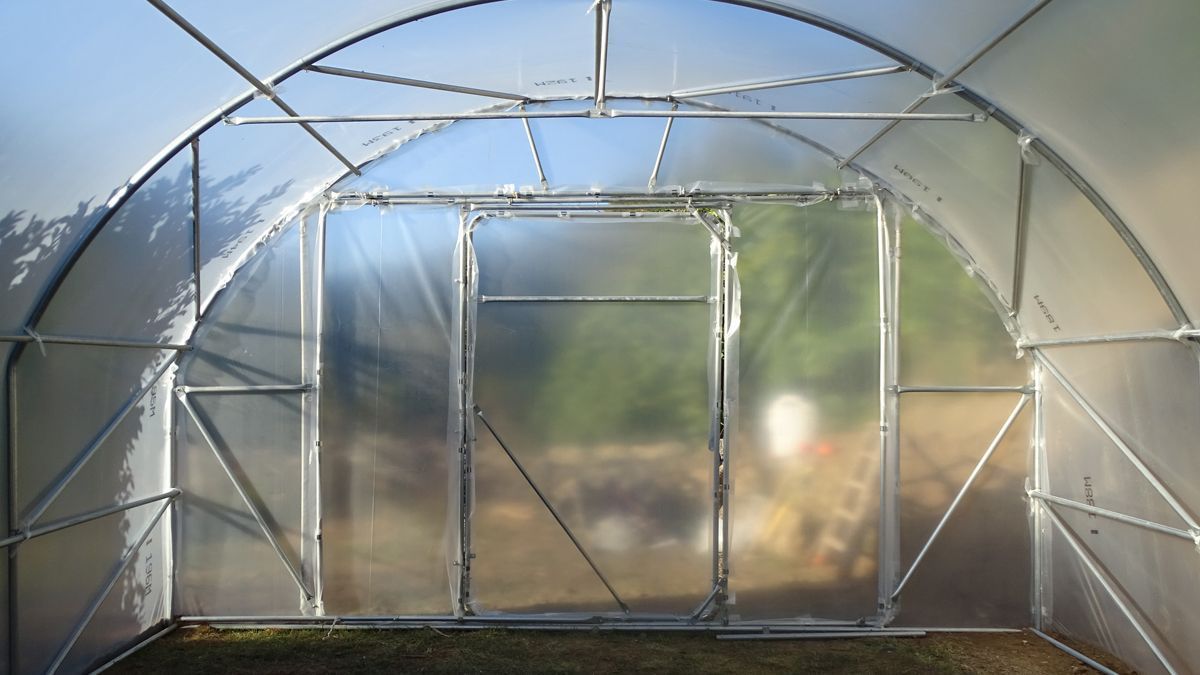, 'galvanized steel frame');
4,0,1196,668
